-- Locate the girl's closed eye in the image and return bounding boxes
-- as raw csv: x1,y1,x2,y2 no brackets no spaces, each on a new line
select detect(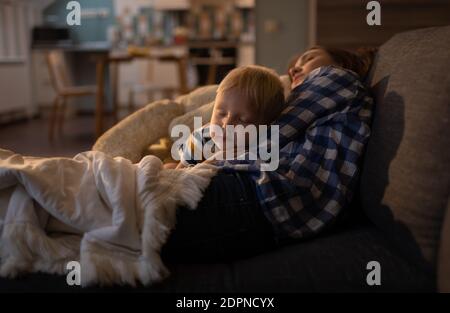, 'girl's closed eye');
304,54,315,63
